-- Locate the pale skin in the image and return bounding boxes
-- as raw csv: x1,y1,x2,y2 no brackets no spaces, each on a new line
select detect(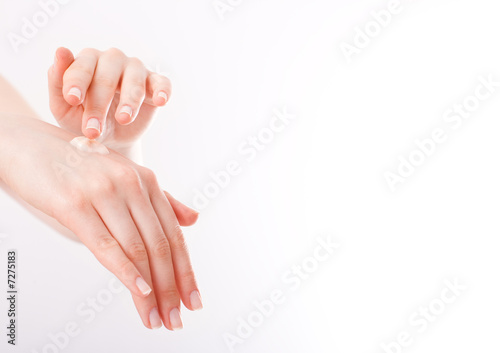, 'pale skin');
0,48,202,331
49,47,173,161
